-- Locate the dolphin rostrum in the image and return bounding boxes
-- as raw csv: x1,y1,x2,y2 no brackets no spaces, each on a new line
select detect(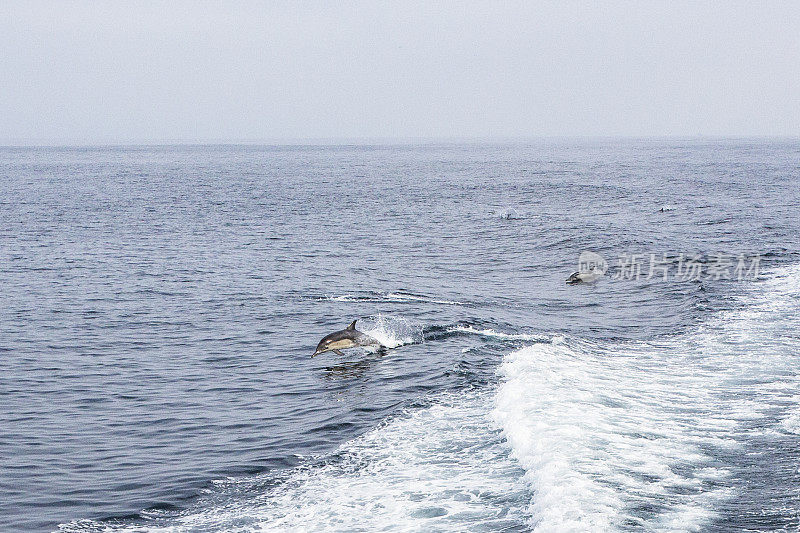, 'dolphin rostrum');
312,320,383,357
